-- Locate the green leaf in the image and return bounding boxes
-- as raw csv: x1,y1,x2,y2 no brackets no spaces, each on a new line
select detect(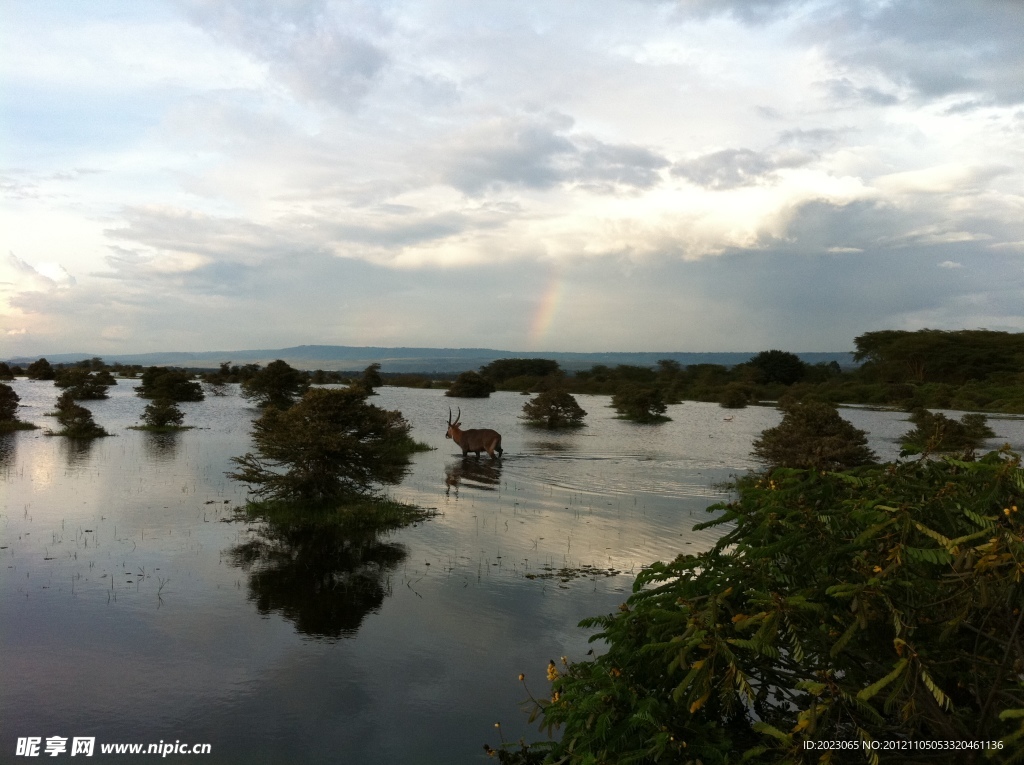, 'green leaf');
857,659,908,701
